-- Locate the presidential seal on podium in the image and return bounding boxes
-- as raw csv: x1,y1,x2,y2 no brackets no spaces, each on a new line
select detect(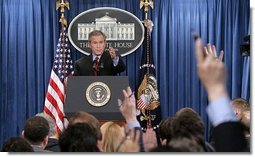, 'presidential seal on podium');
85,82,111,107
